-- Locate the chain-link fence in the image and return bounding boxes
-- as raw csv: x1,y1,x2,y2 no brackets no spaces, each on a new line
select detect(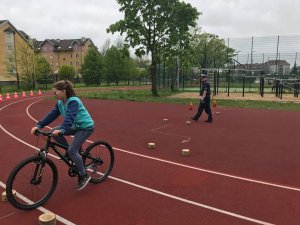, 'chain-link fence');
157,35,300,98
